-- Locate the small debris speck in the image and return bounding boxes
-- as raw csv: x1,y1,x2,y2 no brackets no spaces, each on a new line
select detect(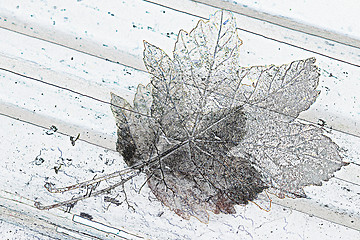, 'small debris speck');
80,212,93,220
